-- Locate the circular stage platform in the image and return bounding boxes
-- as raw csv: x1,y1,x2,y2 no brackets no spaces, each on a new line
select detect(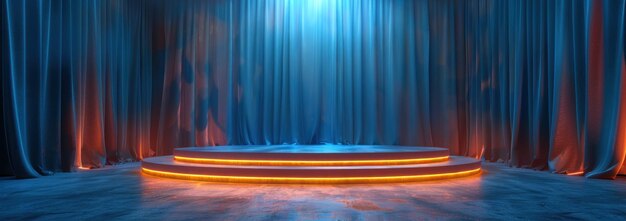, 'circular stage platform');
142,145,481,184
